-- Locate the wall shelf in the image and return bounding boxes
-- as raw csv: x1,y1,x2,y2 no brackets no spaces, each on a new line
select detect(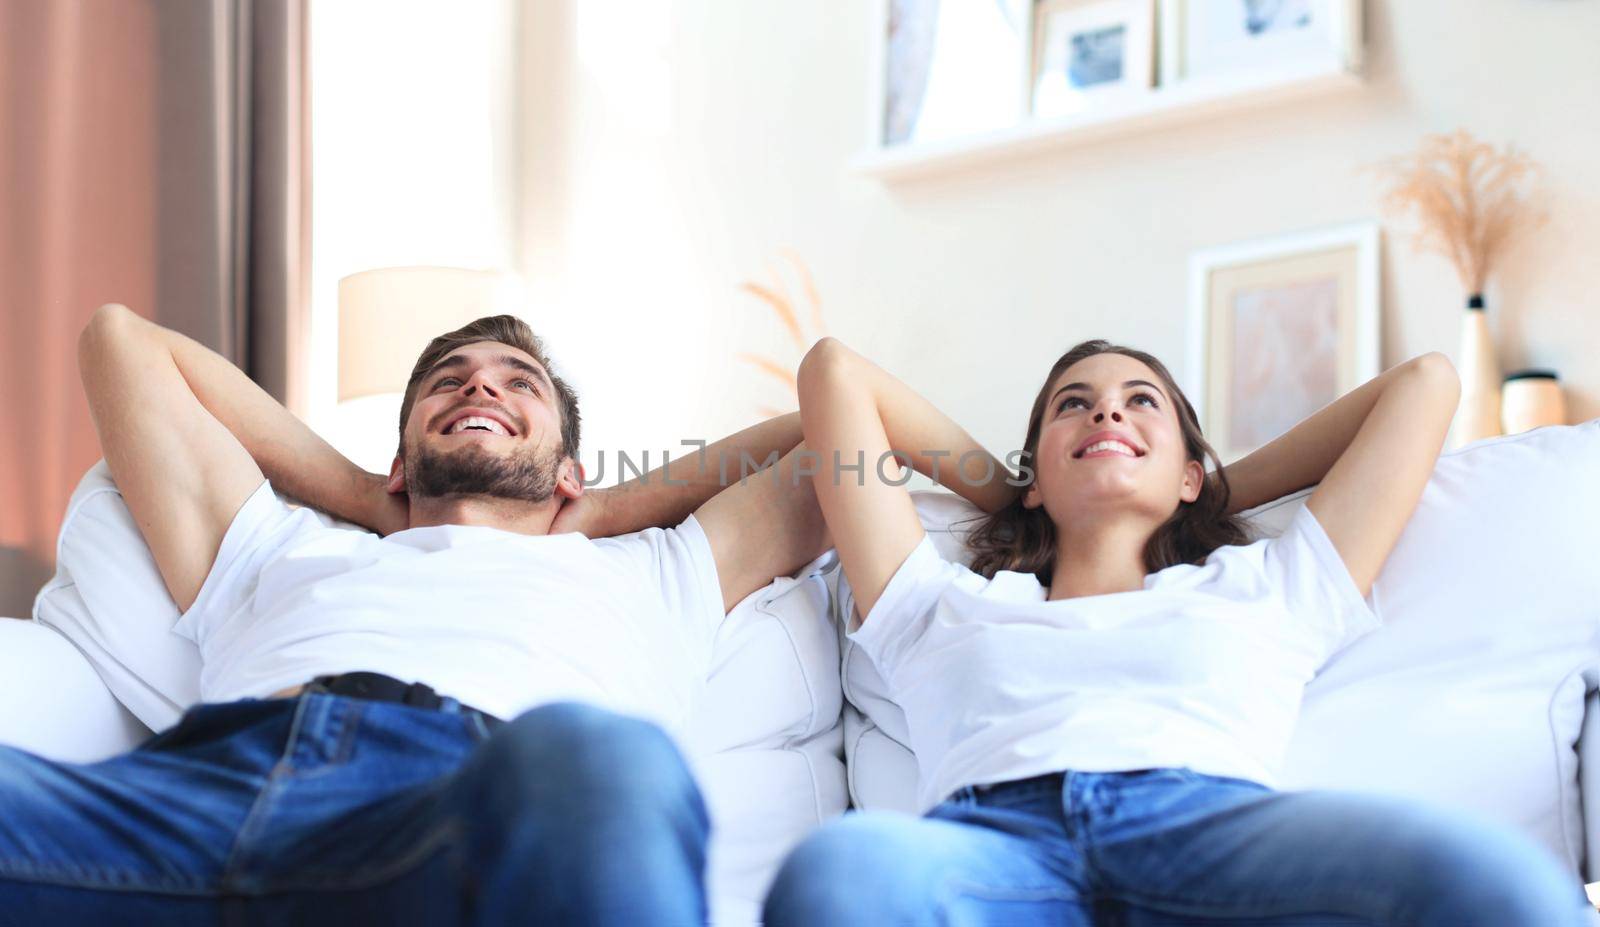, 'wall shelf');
853,58,1363,183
